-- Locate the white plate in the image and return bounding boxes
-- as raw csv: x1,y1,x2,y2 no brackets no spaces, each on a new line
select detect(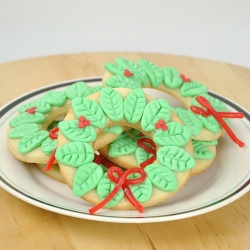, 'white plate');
1,77,250,223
